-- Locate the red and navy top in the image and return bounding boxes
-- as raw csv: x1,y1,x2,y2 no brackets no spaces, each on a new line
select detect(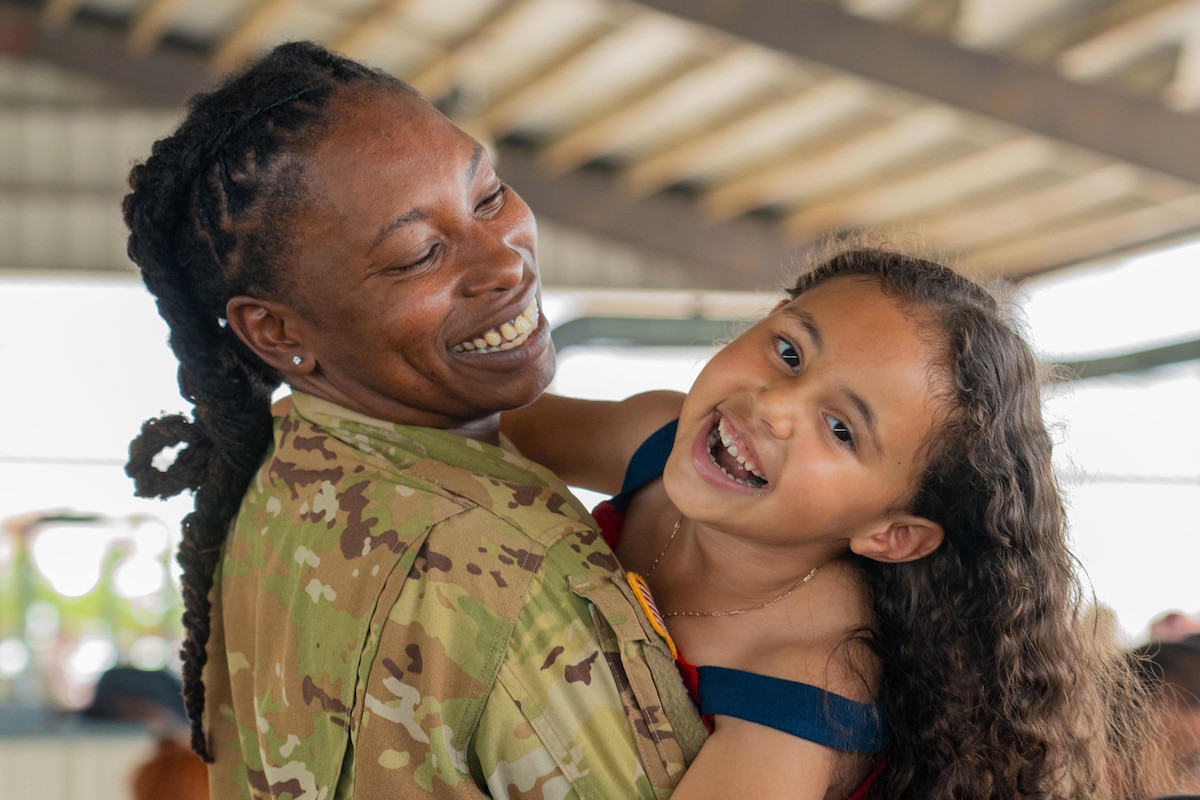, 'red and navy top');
593,420,886,798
